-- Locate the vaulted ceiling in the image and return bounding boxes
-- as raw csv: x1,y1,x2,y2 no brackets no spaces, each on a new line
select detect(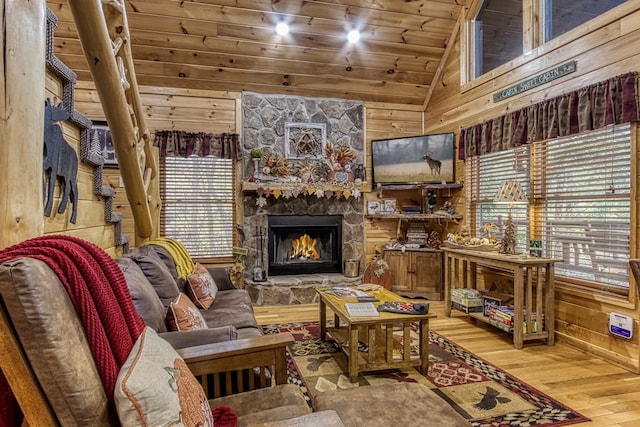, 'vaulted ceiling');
46,0,466,106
